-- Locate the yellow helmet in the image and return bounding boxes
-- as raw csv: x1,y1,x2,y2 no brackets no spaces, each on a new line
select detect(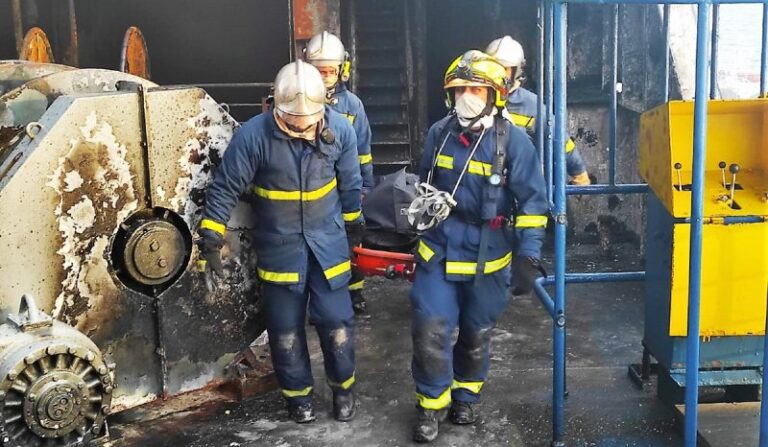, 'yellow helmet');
444,50,510,109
